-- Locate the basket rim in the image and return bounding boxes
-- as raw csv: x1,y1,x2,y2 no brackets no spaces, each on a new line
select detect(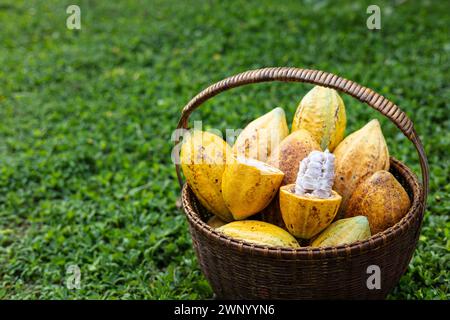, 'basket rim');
182,157,423,258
